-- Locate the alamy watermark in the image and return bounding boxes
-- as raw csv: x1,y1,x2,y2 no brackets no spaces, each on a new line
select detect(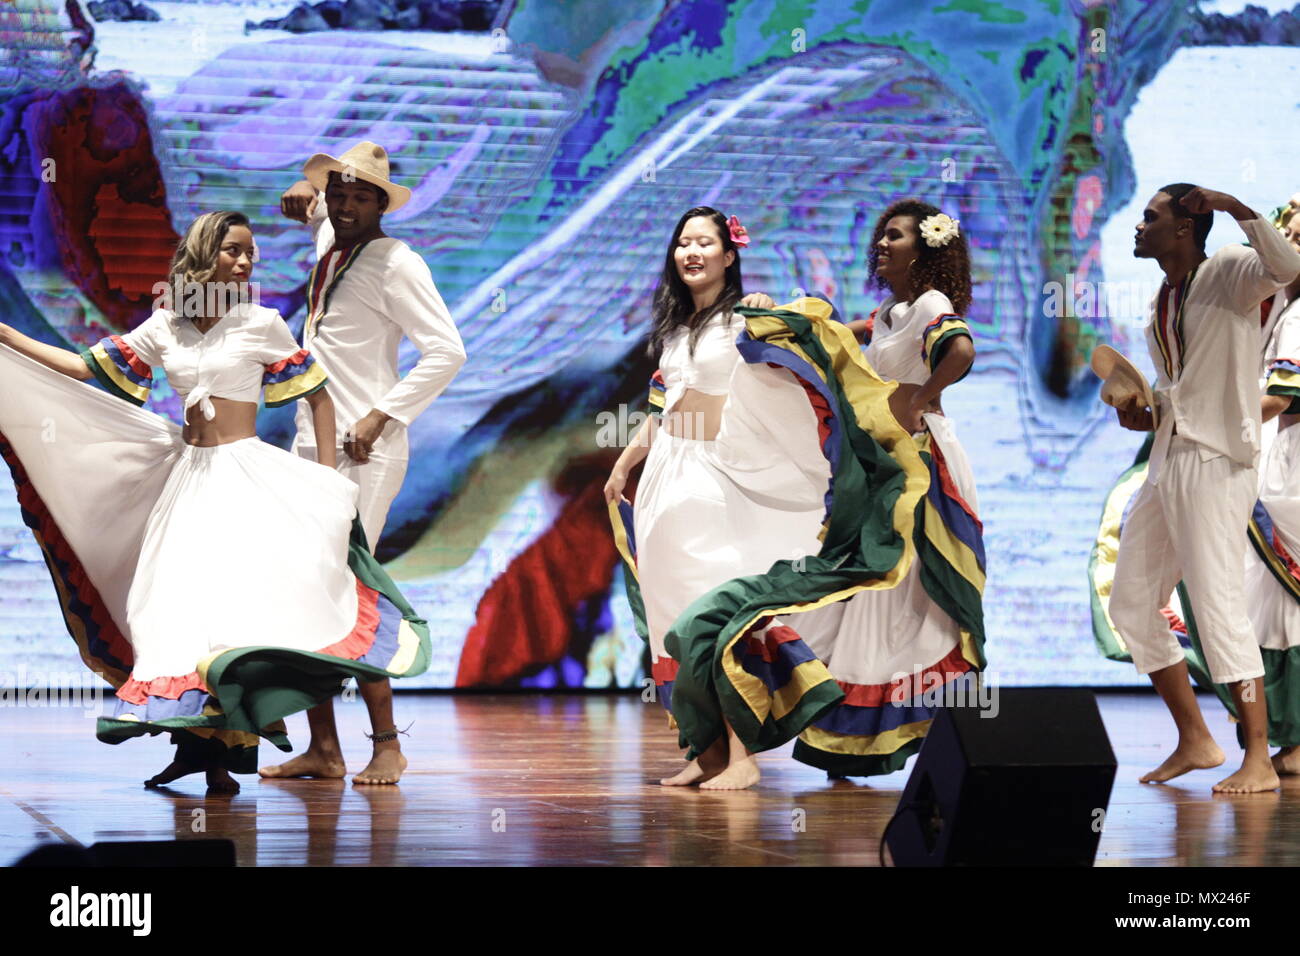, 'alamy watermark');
887,670,999,718
50,887,151,936
596,405,707,447
1041,274,1163,325
0,668,105,715
150,278,261,318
